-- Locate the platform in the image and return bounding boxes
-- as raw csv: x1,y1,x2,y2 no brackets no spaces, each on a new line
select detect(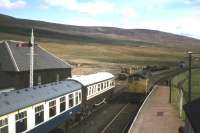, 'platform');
128,85,183,133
